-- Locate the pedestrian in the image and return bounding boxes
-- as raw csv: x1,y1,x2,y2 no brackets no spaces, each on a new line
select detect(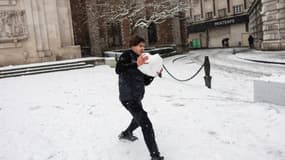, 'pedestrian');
115,35,164,160
248,35,254,48
222,38,229,47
